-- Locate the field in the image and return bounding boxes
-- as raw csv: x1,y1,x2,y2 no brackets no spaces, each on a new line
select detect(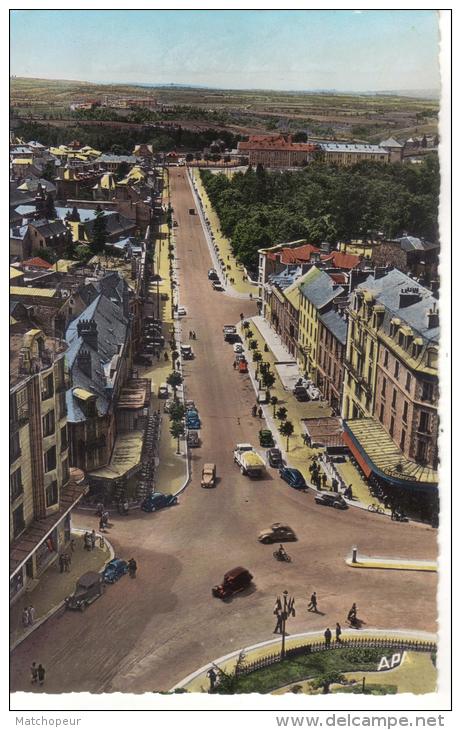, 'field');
10,76,439,142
